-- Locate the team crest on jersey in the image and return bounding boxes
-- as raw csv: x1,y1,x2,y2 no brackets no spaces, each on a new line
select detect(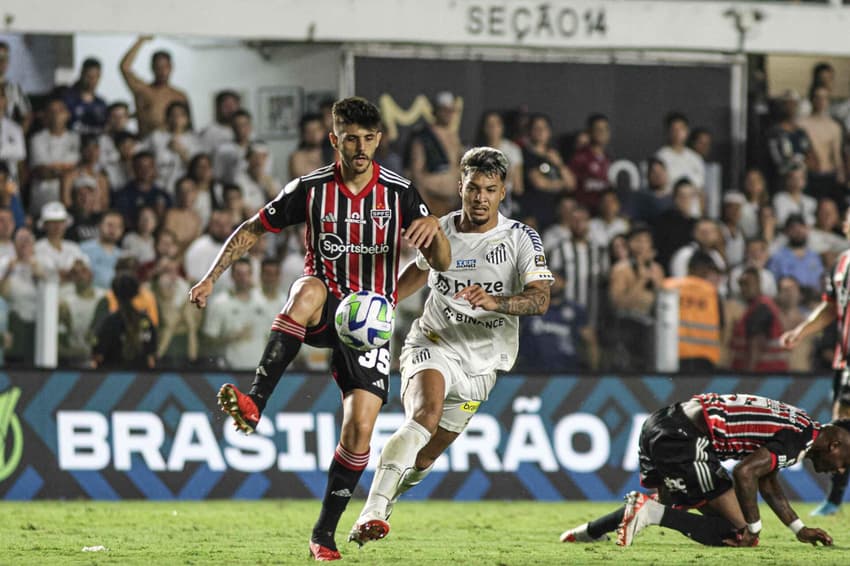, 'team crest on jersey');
485,243,507,265
455,259,477,271
371,208,392,229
